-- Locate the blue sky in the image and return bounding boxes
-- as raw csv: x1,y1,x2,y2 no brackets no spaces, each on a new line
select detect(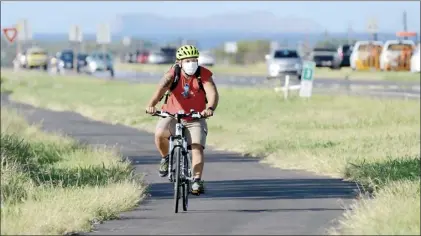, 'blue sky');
1,1,420,34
